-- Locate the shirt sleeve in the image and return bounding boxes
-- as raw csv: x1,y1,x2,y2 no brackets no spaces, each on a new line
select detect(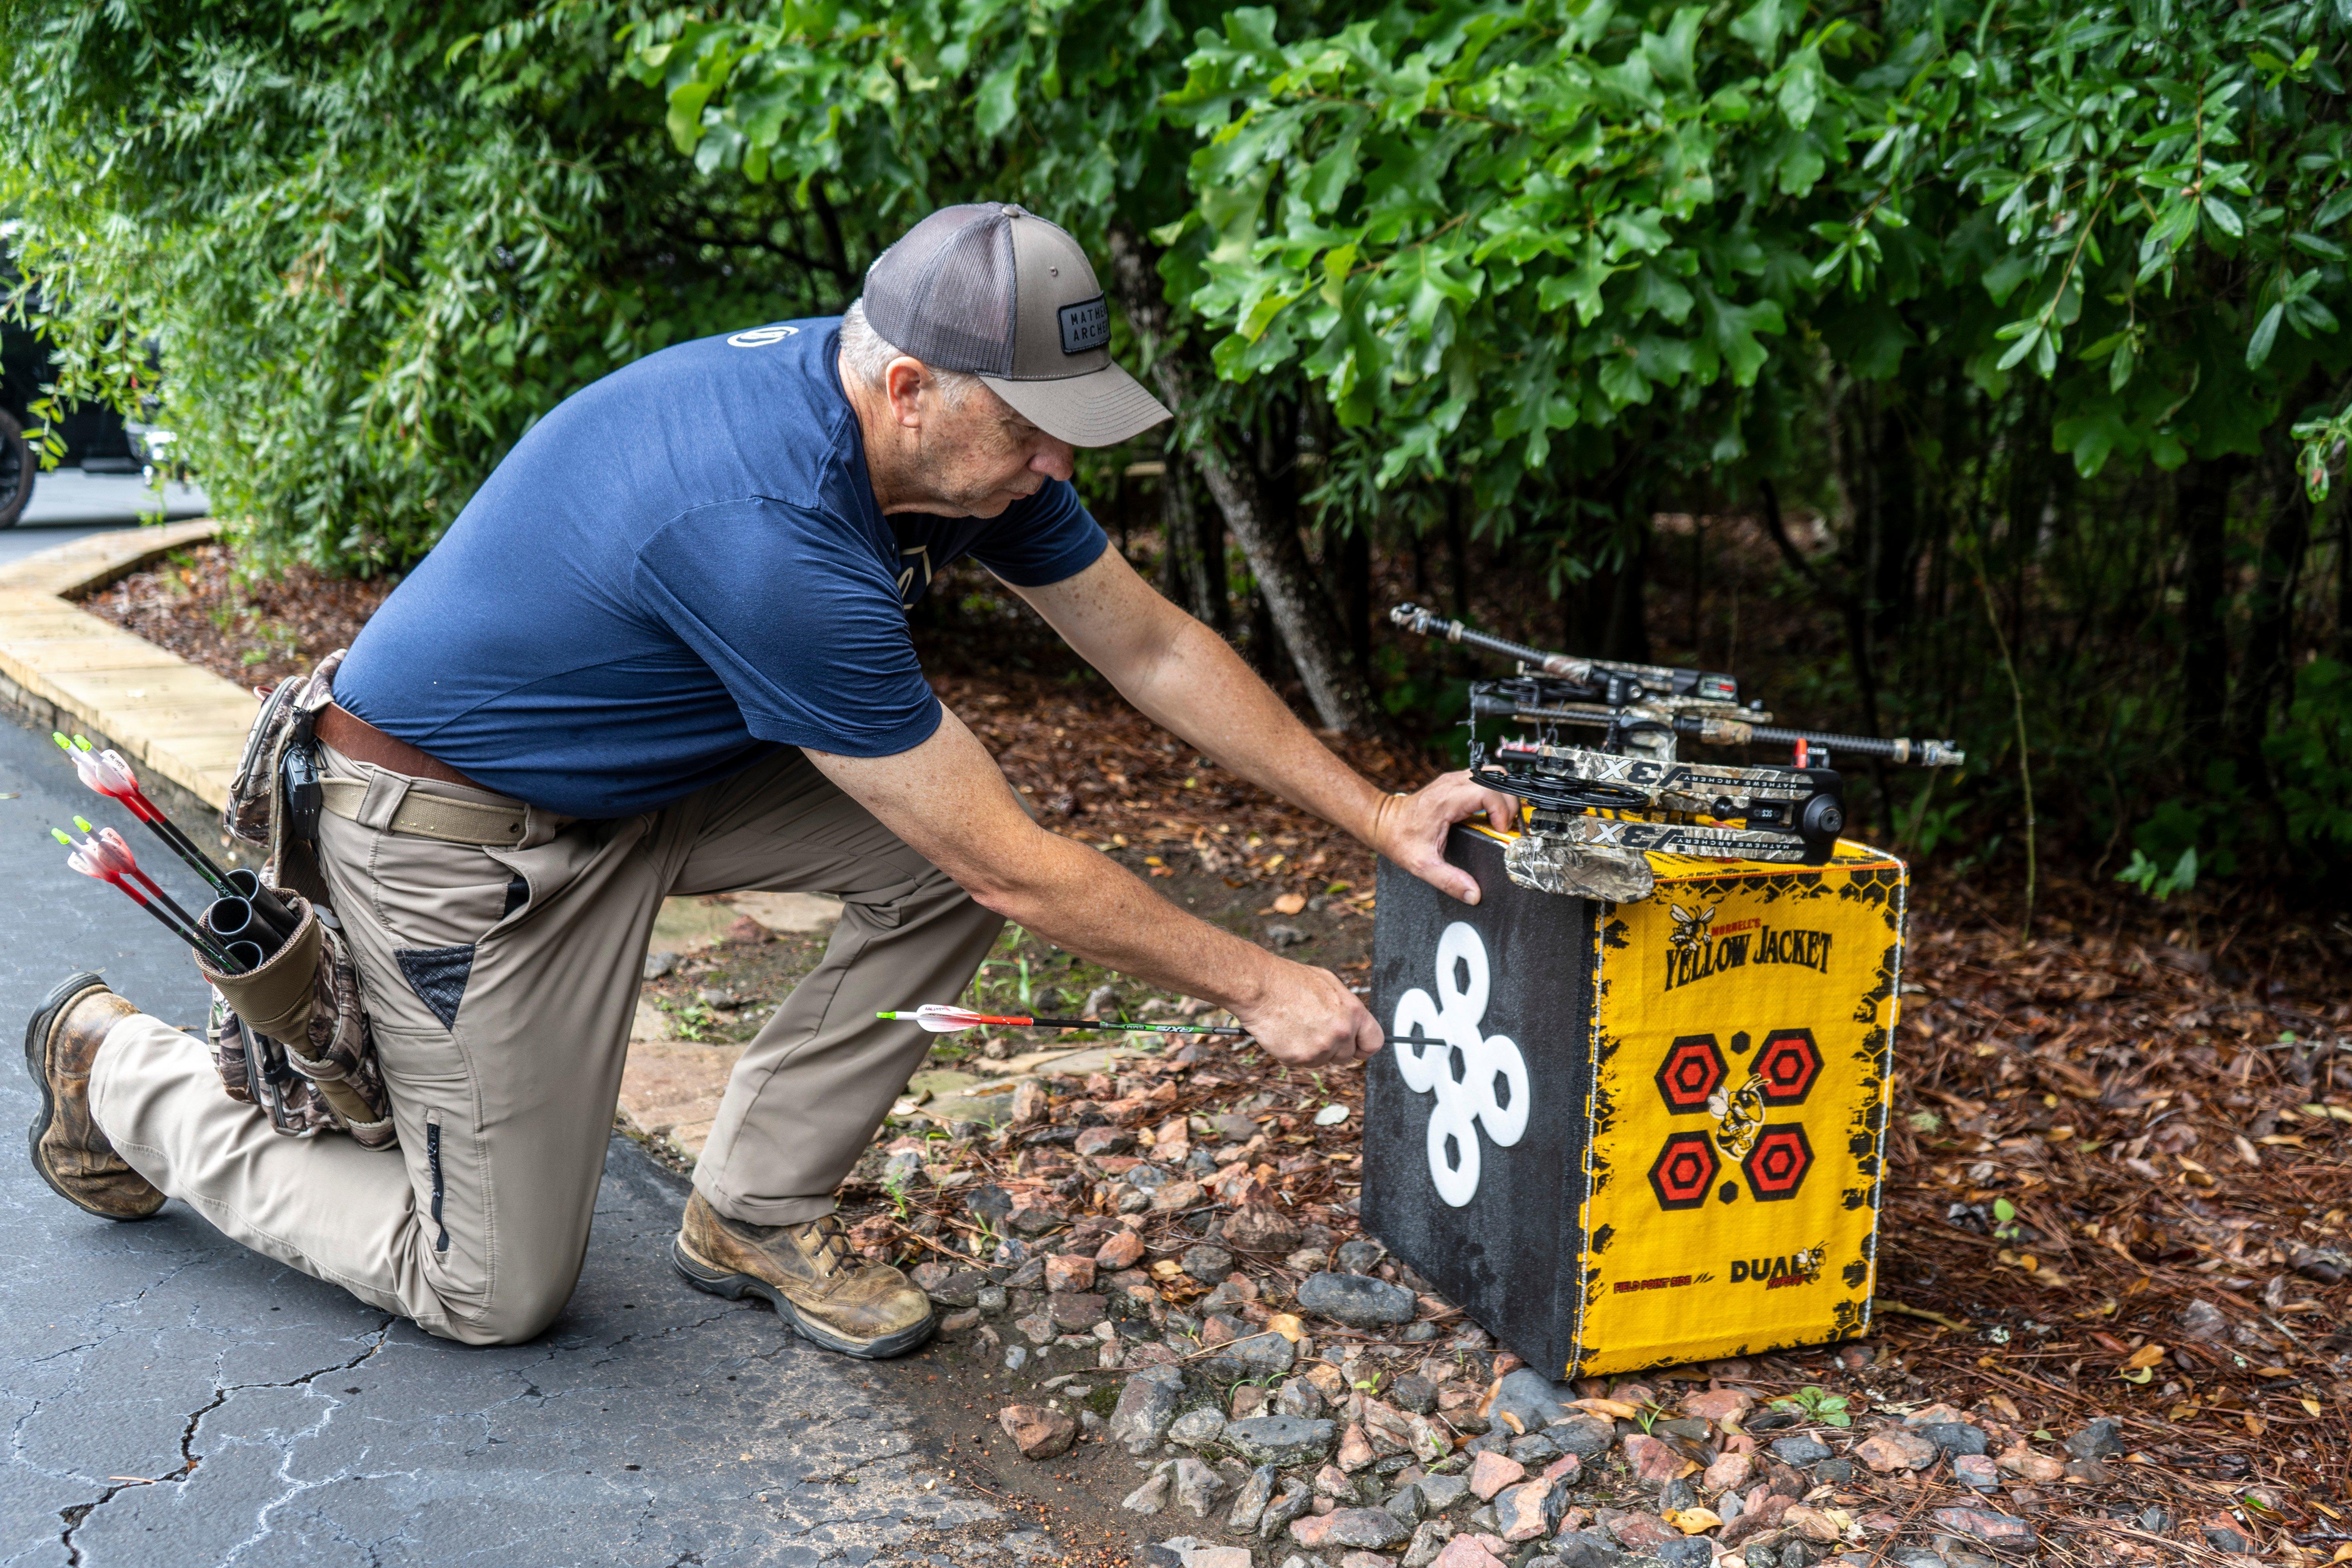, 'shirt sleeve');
968,479,1110,587
631,498,943,758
